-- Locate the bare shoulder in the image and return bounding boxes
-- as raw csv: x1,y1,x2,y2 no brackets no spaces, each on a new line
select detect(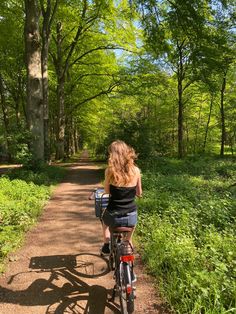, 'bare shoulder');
105,167,110,176
133,165,141,175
